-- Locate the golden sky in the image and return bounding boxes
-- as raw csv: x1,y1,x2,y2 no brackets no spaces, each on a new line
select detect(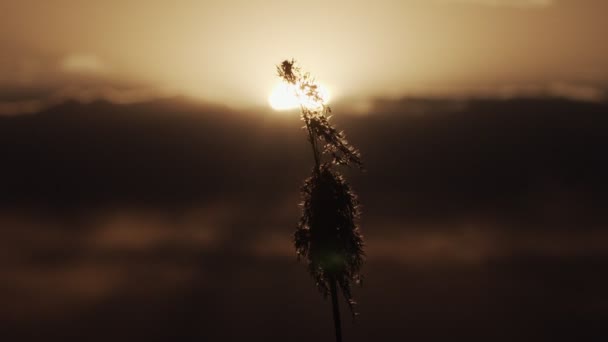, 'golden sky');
1,0,607,109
